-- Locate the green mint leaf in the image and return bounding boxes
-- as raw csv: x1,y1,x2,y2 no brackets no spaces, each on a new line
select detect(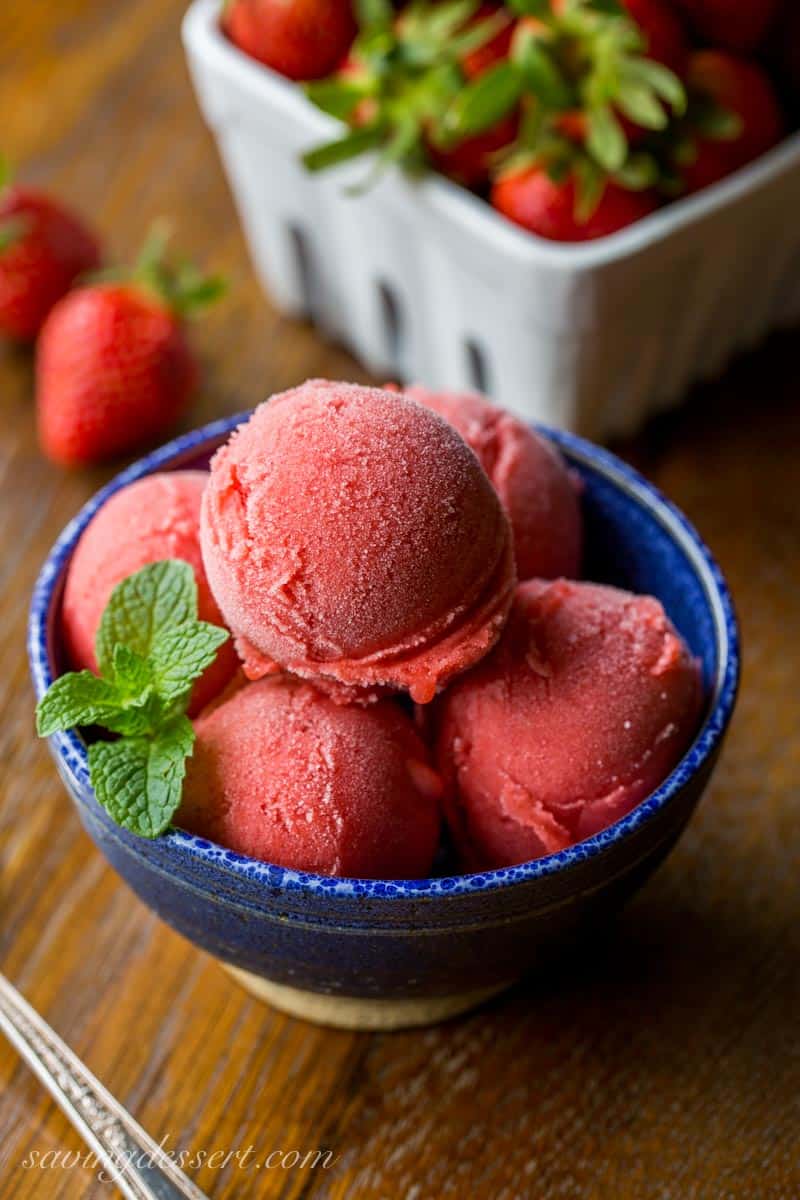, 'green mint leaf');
586,104,627,171
36,672,127,737
95,560,198,679
148,621,230,706
112,644,153,698
302,126,386,172
88,716,195,839
443,62,523,140
36,668,157,739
